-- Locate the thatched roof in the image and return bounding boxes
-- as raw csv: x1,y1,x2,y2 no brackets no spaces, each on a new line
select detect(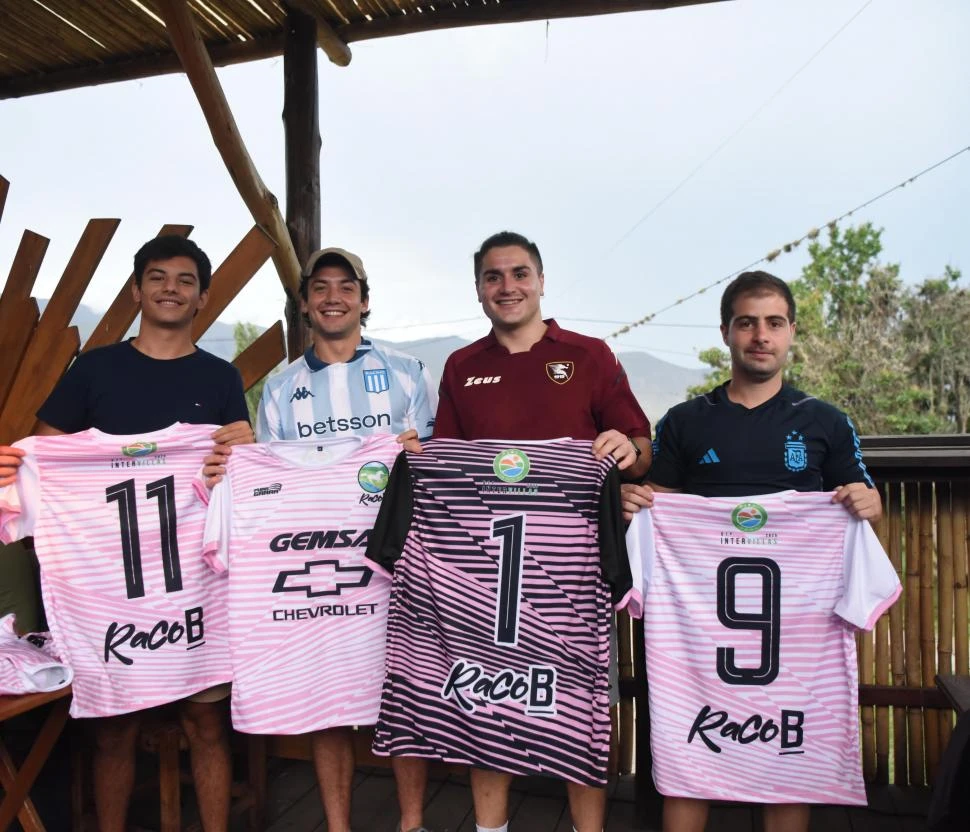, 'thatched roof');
0,0,727,99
